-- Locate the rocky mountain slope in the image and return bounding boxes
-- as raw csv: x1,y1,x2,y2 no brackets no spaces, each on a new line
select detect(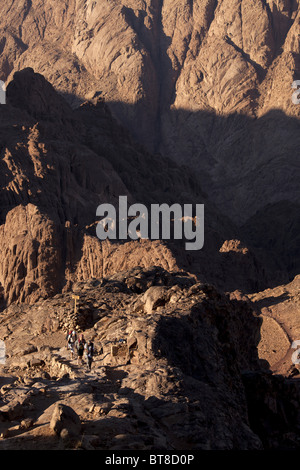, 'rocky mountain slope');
0,0,299,452
0,1,299,281
0,266,299,450
0,66,278,309
0,0,298,281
